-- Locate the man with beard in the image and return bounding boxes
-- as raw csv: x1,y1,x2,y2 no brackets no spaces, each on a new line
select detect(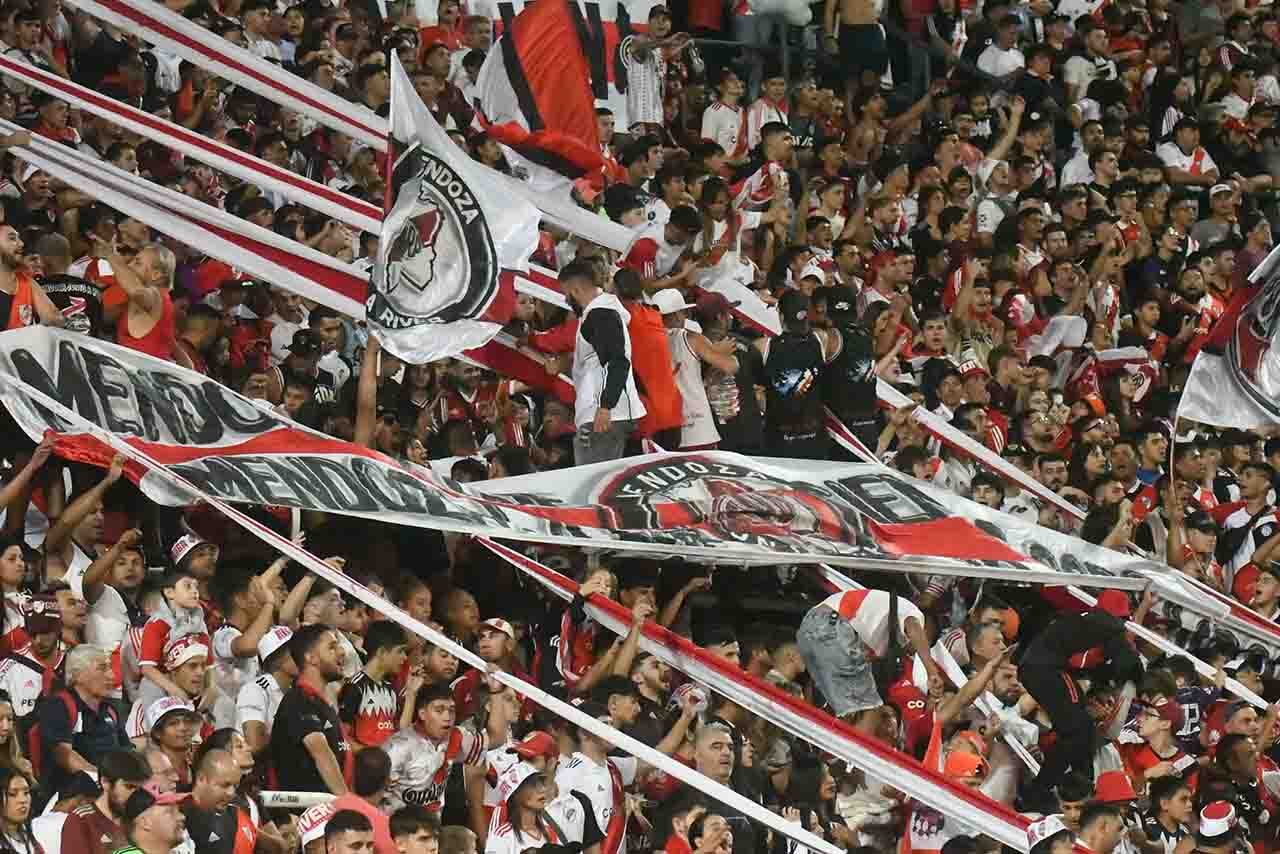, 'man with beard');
181,749,243,854
271,624,351,794
0,224,61,331
48,750,150,854
755,290,841,460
